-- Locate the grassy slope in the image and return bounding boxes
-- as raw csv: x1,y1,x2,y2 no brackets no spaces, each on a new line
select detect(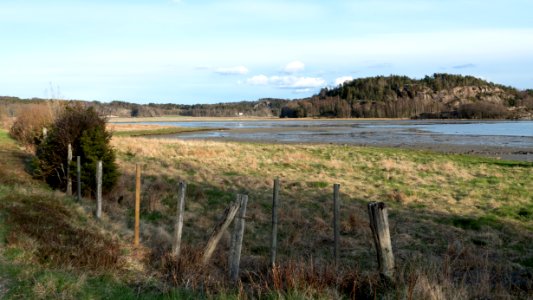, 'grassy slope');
0,129,202,299
110,136,533,298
